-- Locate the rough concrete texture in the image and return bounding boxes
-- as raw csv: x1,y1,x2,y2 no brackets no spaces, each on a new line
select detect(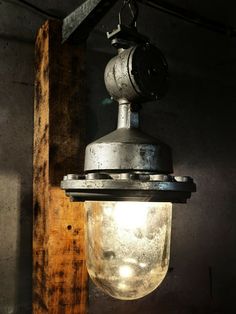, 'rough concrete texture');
0,0,236,313
0,35,34,313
